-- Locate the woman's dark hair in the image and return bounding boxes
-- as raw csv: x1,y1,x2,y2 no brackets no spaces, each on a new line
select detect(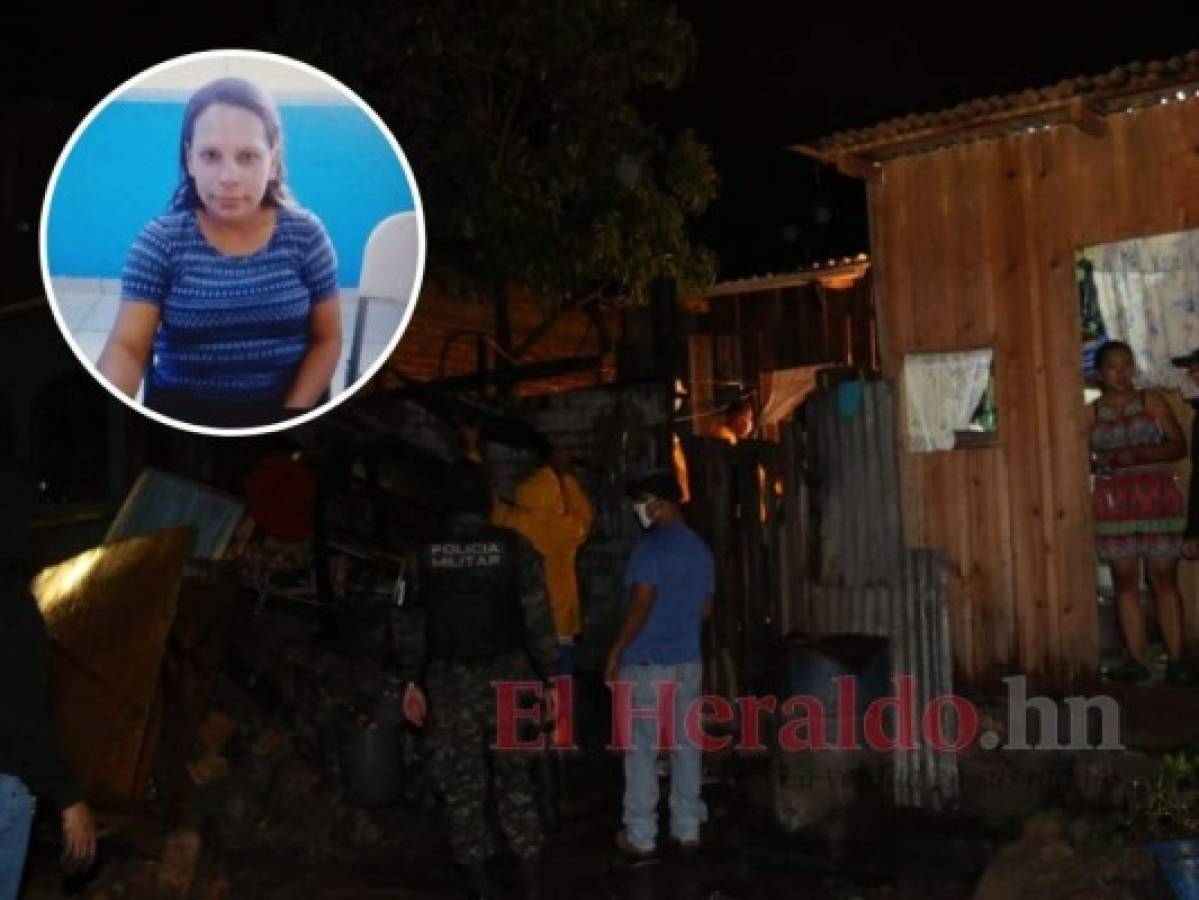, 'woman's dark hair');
169,77,292,211
1095,340,1133,371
